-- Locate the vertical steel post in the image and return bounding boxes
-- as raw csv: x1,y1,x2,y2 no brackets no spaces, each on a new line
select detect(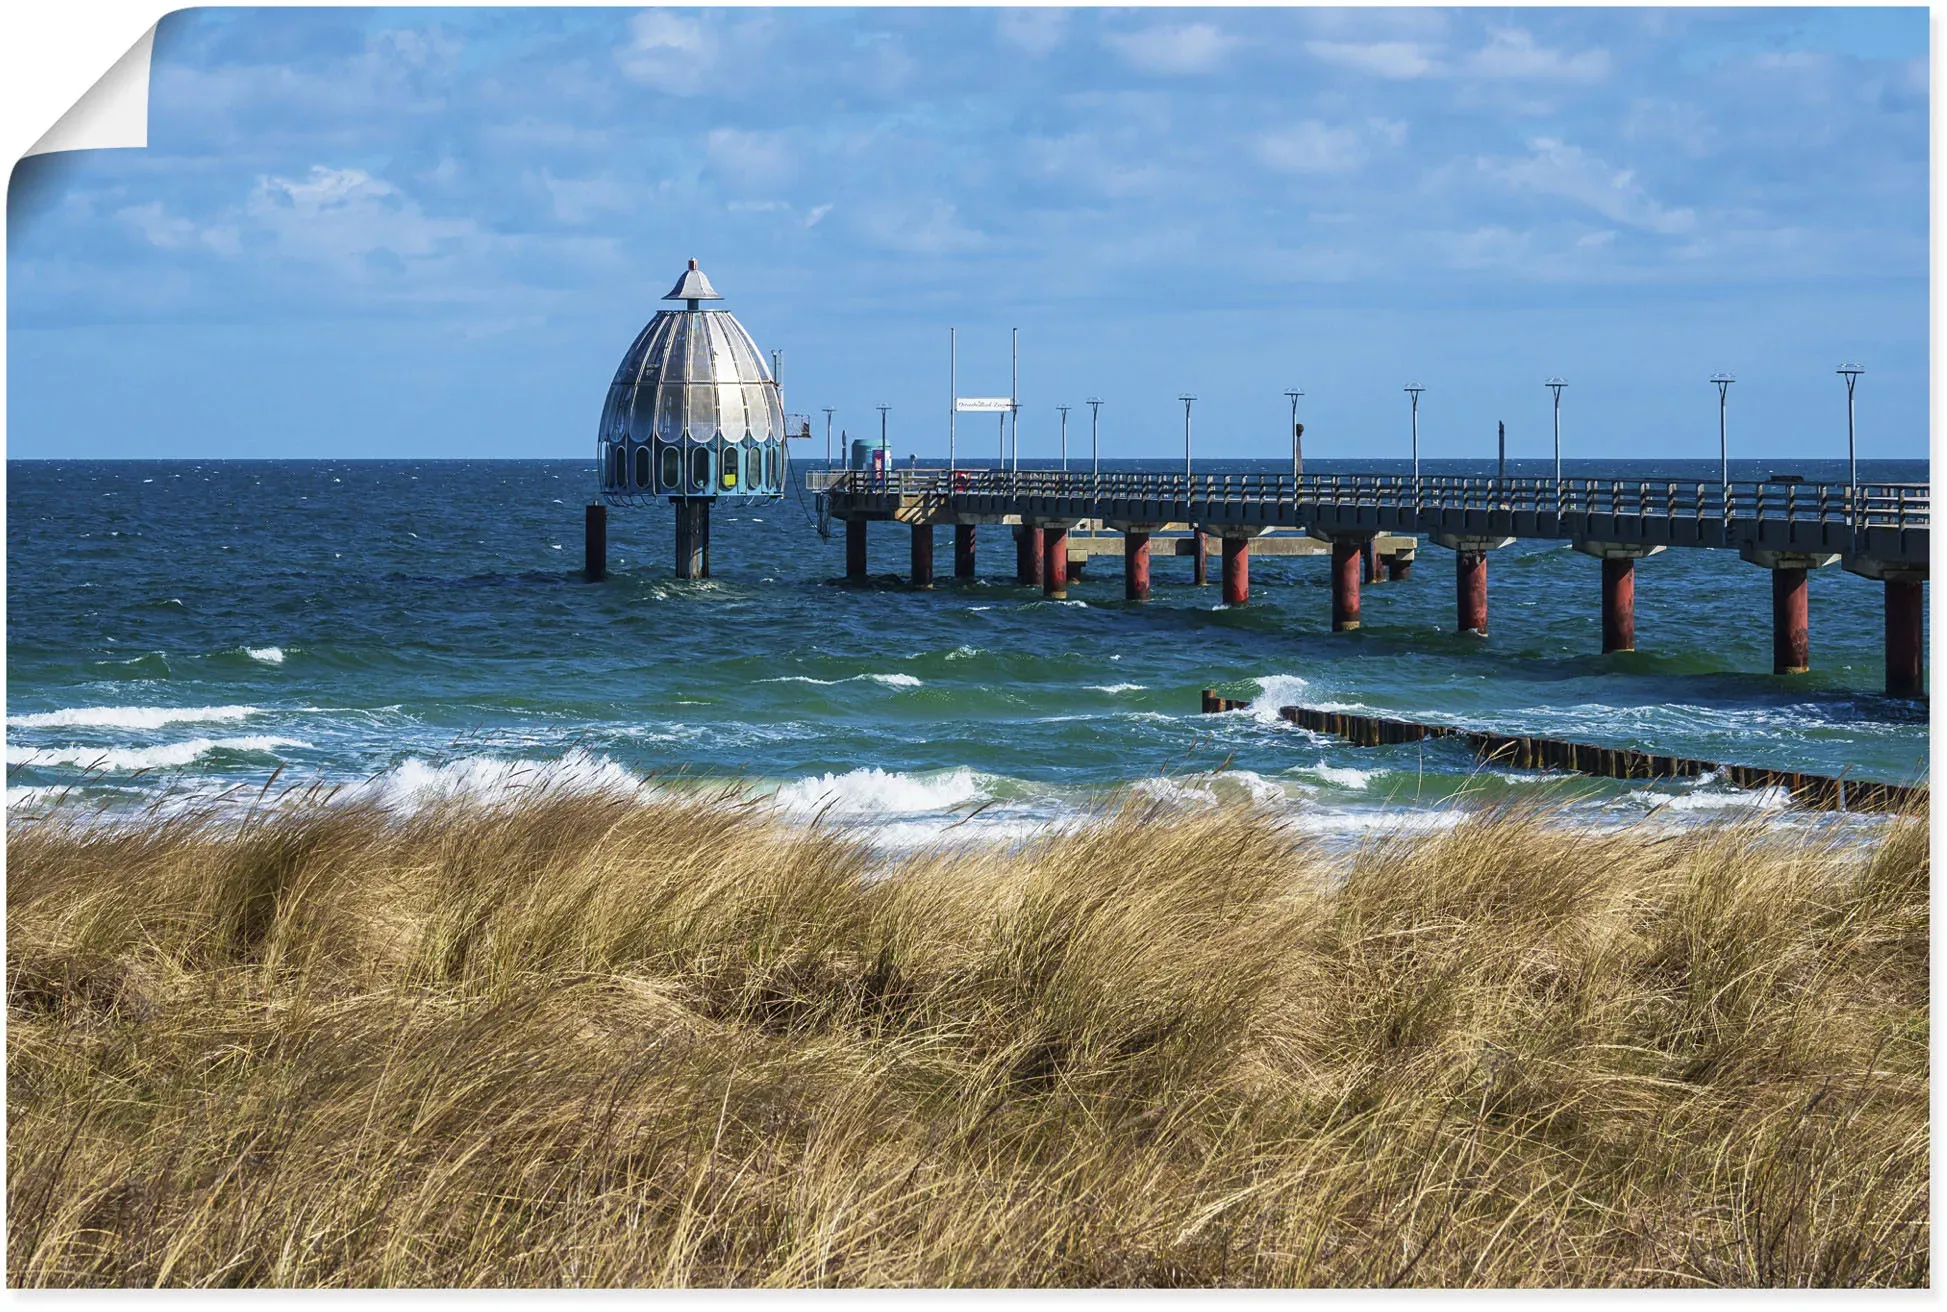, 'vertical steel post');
845,516,867,579
1043,526,1068,599
1124,531,1151,601
1221,536,1249,606
583,503,607,582
948,327,956,475
1601,557,1635,653
1886,576,1925,699
1331,540,1362,631
911,523,934,588
1773,567,1810,674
